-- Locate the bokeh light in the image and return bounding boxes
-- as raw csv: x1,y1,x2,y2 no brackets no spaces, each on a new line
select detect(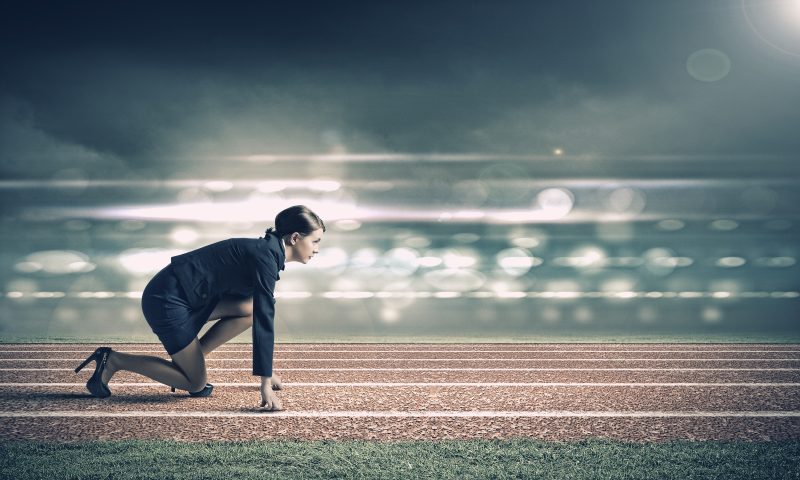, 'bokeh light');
118,248,183,276
686,49,731,82
441,248,479,269
334,219,362,231
656,219,685,231
534,188,575,219
423,269,486,292
710,219,739,231
15,250,96,275
604,187,646,214
716,256,747,268
383,248,420,276
496,247,537,277
403,235,432,248
170,226,199,245
307,247,349,274
643,248,681,276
